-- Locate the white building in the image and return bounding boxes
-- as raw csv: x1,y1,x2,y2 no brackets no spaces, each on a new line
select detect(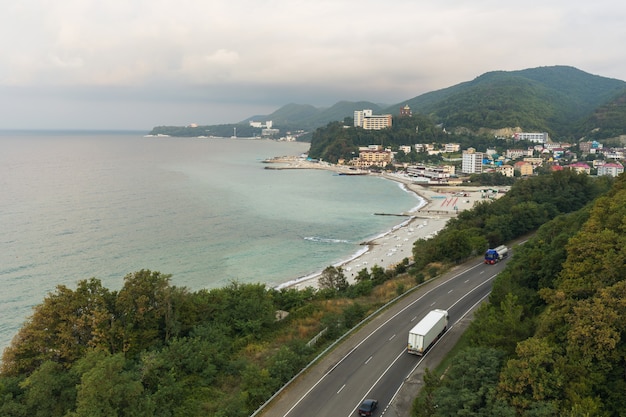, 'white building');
514,132,549,144
597,162,624,177
462,148,483,174
354,109,392,130
444,143,461,153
